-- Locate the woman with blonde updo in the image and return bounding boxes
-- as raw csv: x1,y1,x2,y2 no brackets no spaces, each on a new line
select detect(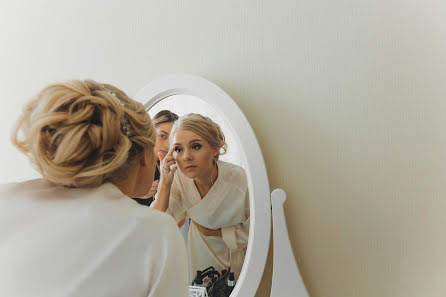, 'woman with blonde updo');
153,113,249,283
0,80,188,297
